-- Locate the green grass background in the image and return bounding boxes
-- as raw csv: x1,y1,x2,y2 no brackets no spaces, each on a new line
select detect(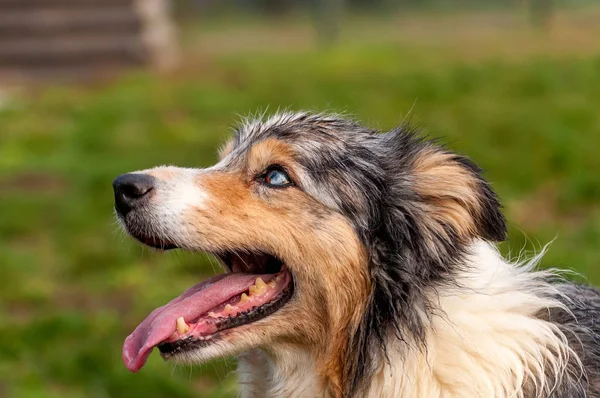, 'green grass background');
1,7,599,397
